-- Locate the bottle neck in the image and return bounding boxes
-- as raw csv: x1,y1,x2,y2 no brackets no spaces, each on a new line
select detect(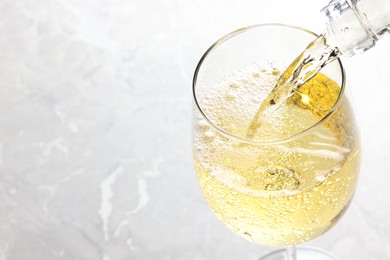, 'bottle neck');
322,0,390,57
